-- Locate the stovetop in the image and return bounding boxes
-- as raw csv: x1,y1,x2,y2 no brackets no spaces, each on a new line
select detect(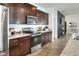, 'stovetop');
22,27,42,37
22,31,41,37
